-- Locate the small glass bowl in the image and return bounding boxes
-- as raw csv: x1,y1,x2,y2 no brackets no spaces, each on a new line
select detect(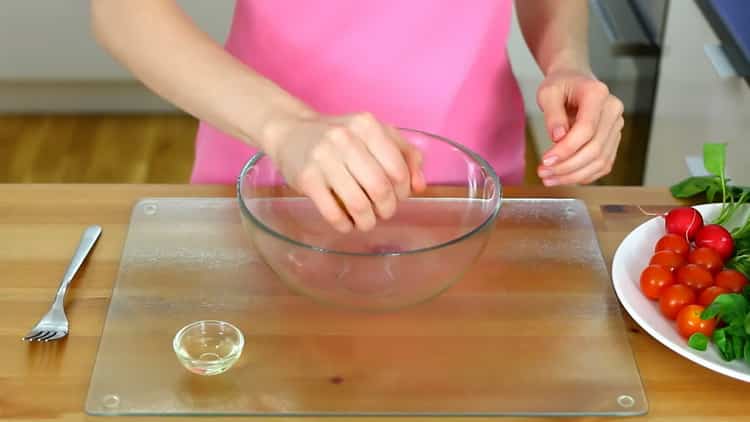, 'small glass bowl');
173,320,244,376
